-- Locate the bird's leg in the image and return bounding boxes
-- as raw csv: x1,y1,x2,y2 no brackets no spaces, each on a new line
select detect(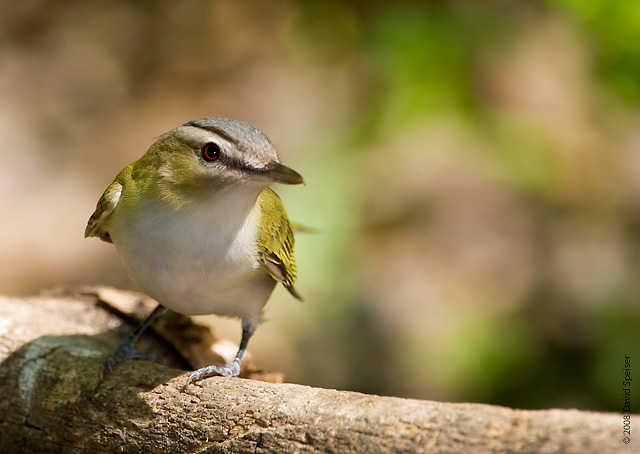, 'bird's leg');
100,304,167,378
186,318,257,385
